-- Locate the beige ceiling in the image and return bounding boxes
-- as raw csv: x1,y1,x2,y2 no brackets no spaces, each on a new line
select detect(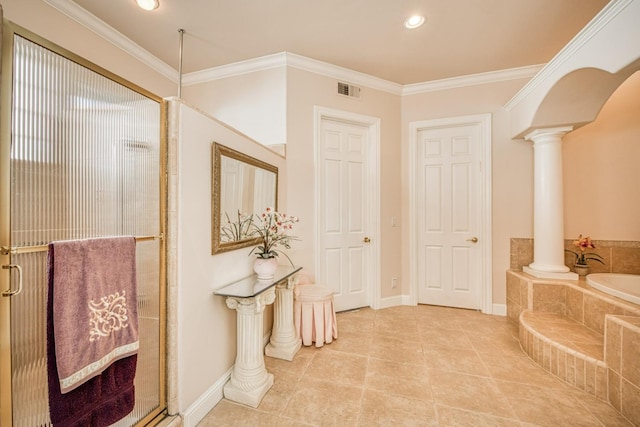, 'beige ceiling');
71,0,609,85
